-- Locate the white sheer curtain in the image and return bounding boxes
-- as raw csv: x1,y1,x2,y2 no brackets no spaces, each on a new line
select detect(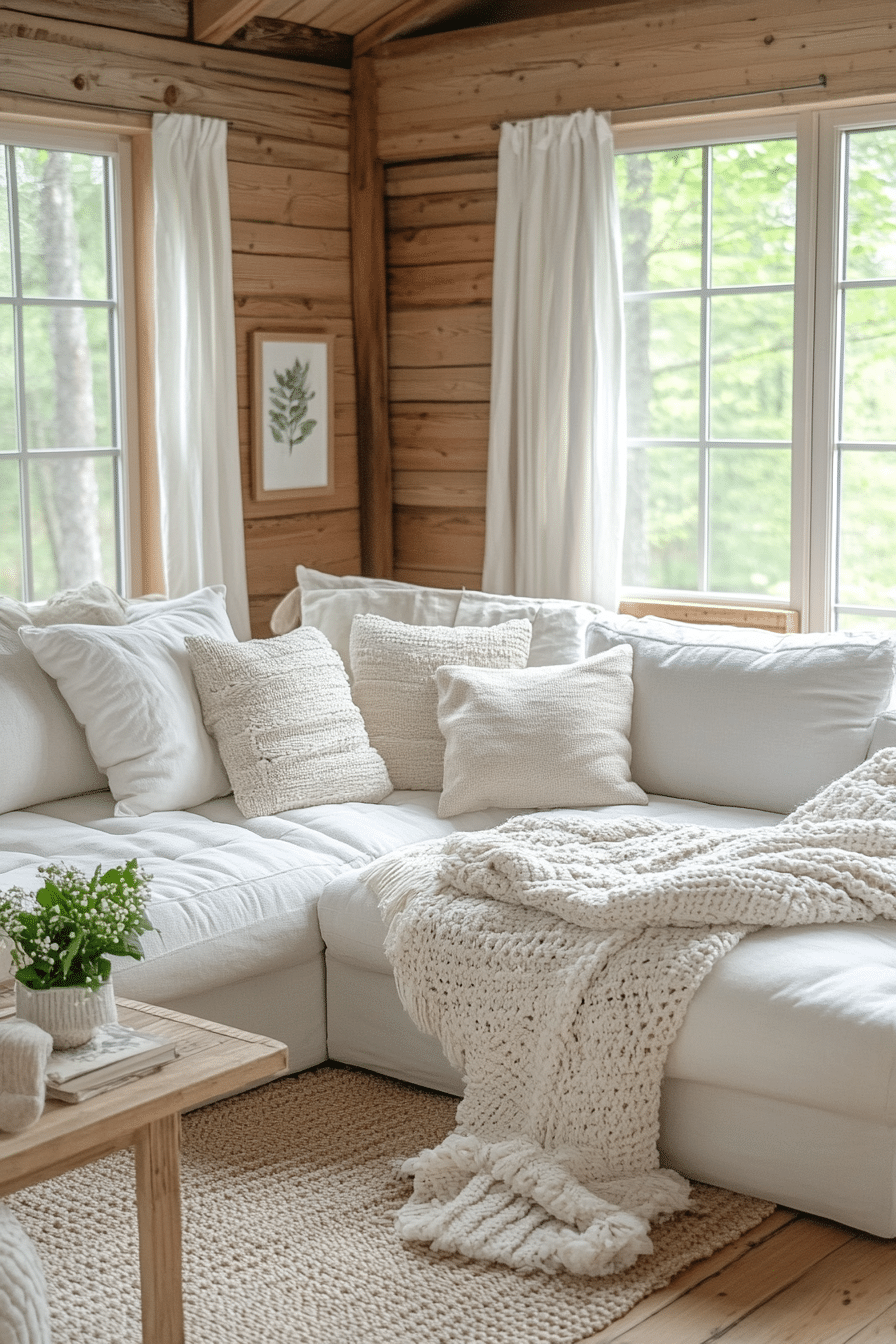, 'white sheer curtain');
482,109,626,609
152,113,251,639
